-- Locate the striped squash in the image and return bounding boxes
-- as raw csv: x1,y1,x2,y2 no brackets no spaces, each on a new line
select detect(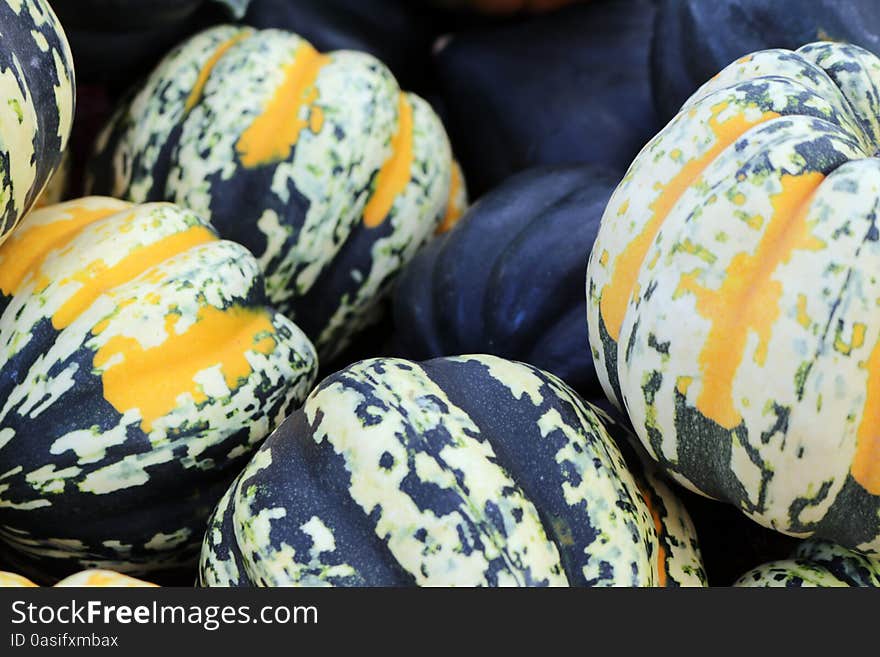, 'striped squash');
586,41,880,554
0,197,318,579
734,539,880,587
0,0,75,245
87,25,455,361
0,569,157,587
199,355,706,587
